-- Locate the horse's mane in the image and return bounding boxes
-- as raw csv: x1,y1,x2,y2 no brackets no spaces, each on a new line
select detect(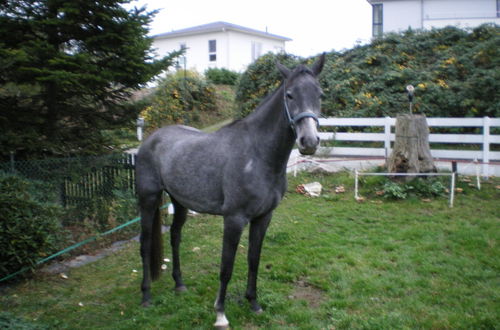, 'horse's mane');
218,65,313,131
